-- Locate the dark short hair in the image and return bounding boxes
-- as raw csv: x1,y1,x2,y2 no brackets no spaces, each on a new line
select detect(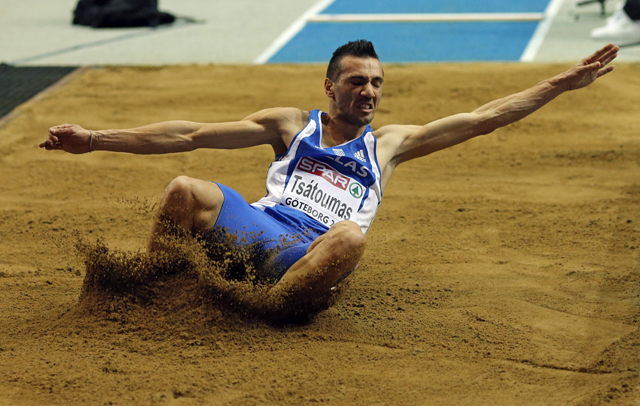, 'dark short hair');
326,40,379,81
